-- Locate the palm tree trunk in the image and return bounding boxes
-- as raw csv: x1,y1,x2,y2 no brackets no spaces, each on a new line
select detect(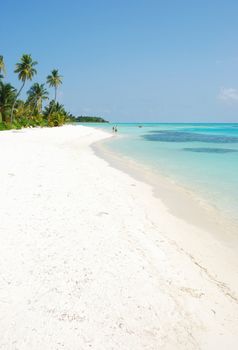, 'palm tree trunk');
34,100,38,115
35,99,42,114
48,87,57,117
39,99,42,114
10,81,25,124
